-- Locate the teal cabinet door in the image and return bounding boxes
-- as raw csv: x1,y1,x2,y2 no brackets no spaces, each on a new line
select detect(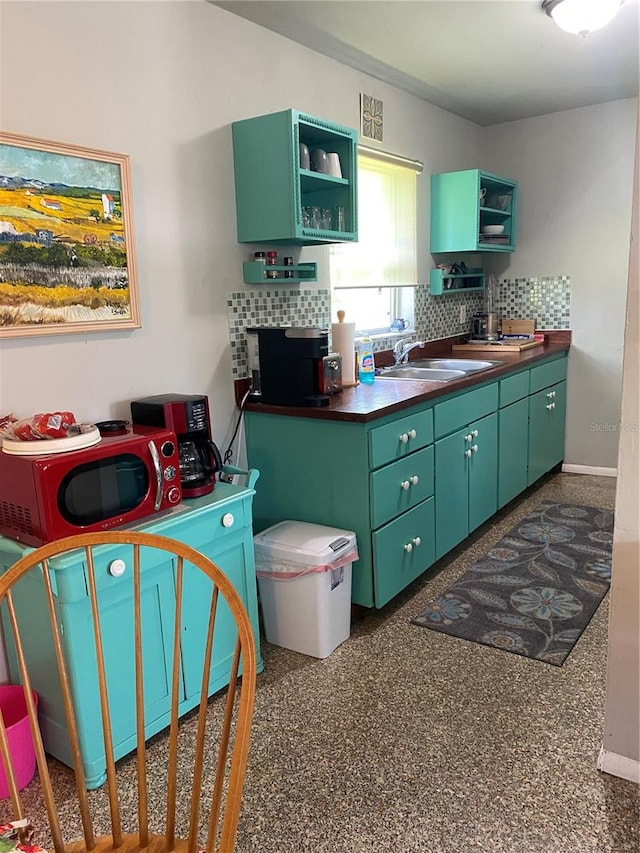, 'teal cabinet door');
498,398,529,508
528,381,566,485
468,412,498,532
372,498,435,607
435,427,470,559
